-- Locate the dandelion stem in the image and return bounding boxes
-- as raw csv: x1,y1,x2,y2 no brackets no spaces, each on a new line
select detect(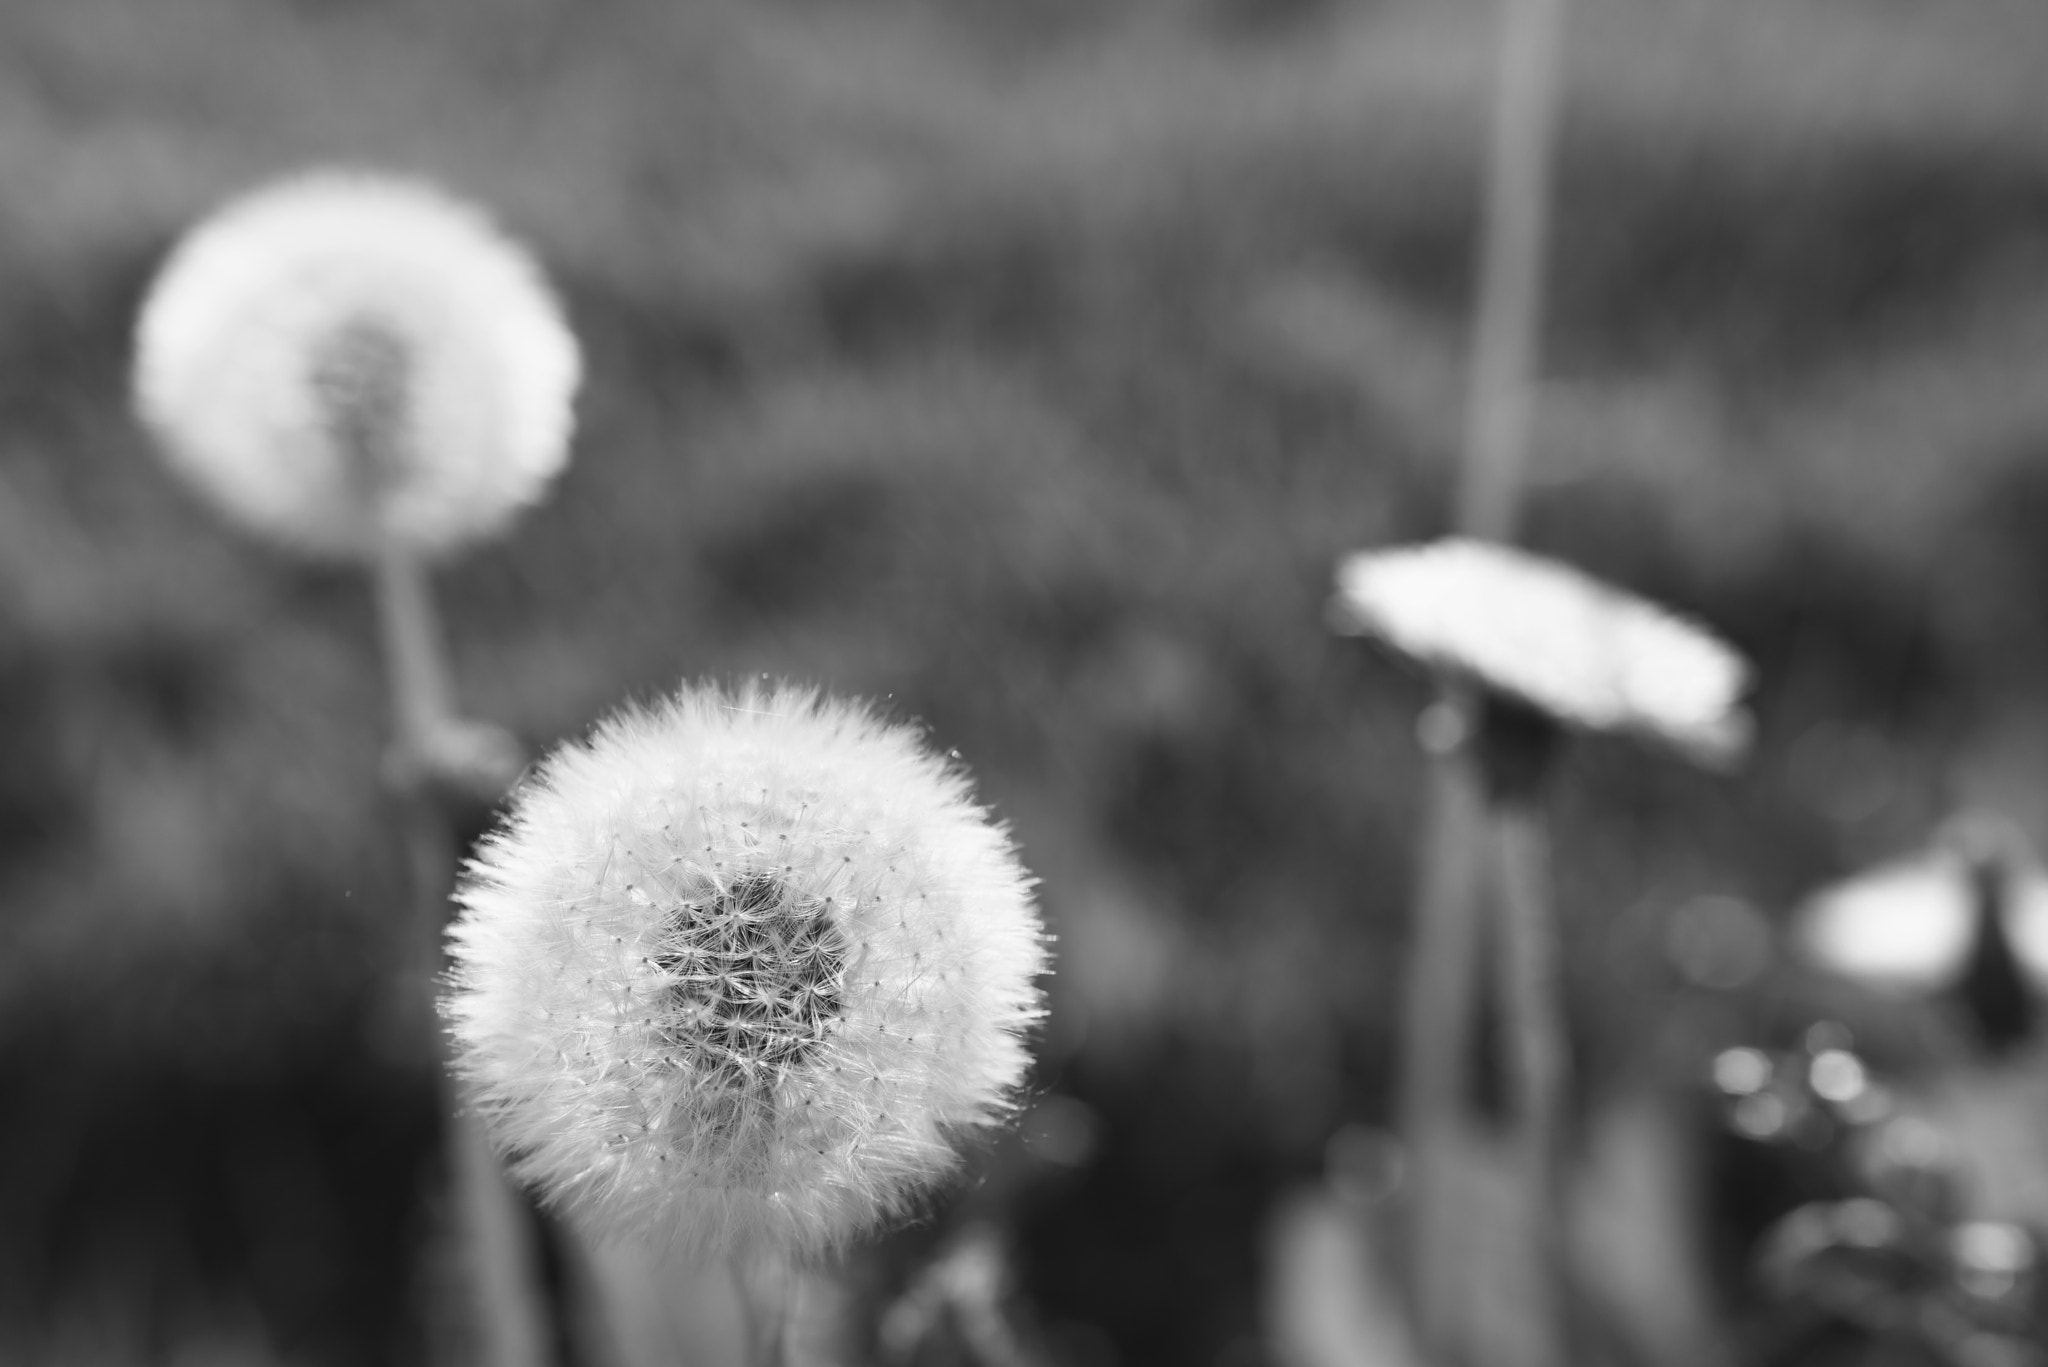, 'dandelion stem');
1397,0,1570,1347
371,538,553,1367
732,1257,791,1367
1491,802,1570,1367
1395,730,1489,1351
1457,0,1569,543
373,544,457,751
